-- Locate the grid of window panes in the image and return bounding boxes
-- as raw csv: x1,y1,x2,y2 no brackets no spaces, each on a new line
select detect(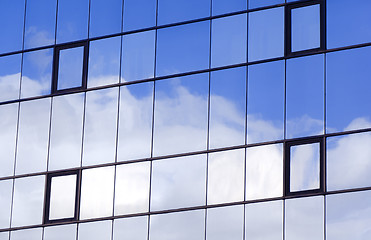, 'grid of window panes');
1,0,371,239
